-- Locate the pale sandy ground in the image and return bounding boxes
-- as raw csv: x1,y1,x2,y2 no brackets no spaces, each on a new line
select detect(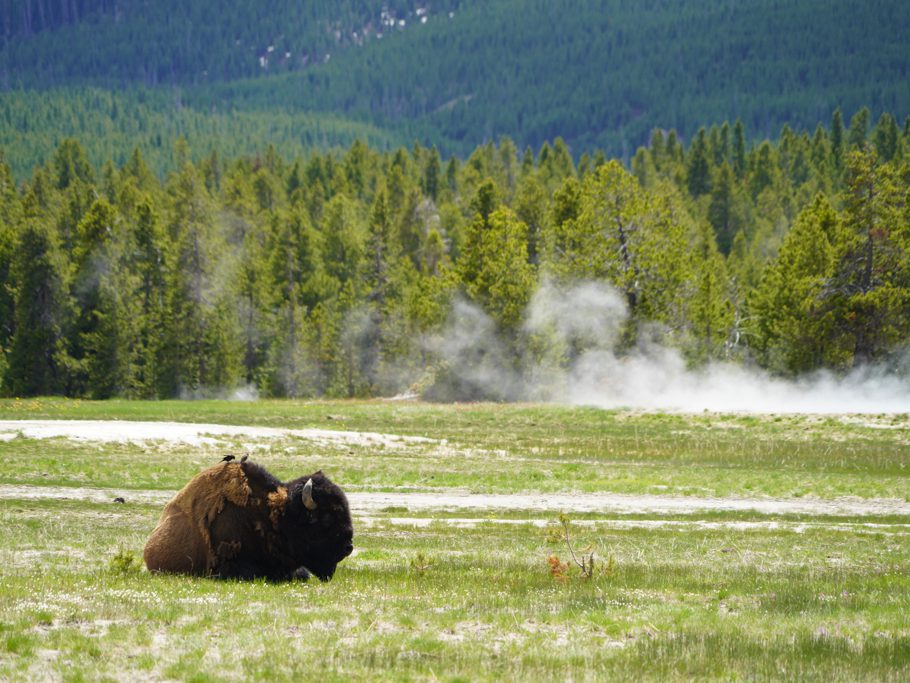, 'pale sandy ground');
0,419,437,447
2,484,909,518
1,419,908,519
